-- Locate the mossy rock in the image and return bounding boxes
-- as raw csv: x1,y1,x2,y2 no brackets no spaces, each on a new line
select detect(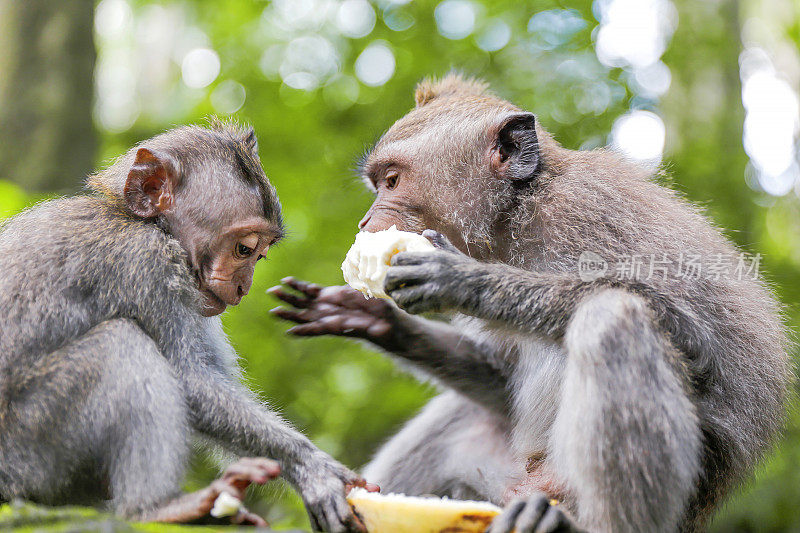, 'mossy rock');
0,500,285,532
